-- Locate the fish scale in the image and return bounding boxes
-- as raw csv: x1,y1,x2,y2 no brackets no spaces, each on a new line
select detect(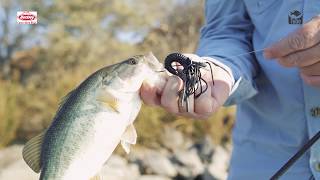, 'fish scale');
22,53,165,180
